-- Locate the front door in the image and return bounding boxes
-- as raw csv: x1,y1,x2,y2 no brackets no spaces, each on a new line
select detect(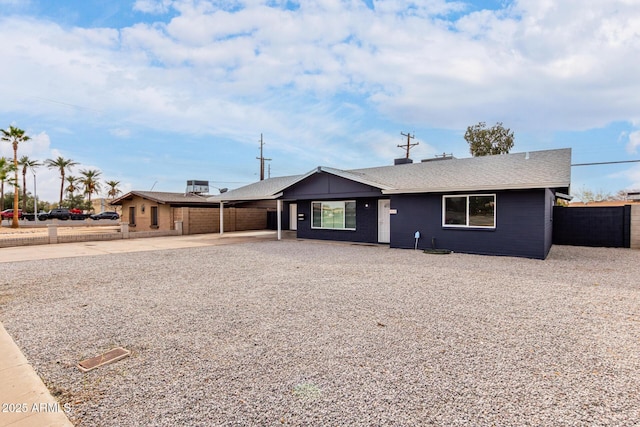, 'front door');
378,199,390,243
289,203,297,231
